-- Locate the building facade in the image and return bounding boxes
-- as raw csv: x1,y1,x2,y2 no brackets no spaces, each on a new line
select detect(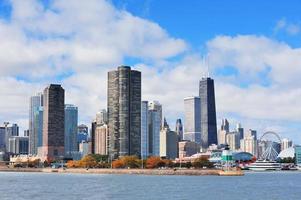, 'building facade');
221,118,229,132
160,122,178,159
29,93,43,155
236,123,244,140
65,104,78,156
226,132,240,150
281,138,292,151
95,124,108,155
218,130,227,146
96,109,108,125
175,119,184,141
9,136,29,155
178,141,200,158
0,127,6,151
240,135,257,157
183,97,201,144
148,101,161,156
141,101,149,158
107,66,141,158
295,146,301,166
199,77,217,150
39,84,65,161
